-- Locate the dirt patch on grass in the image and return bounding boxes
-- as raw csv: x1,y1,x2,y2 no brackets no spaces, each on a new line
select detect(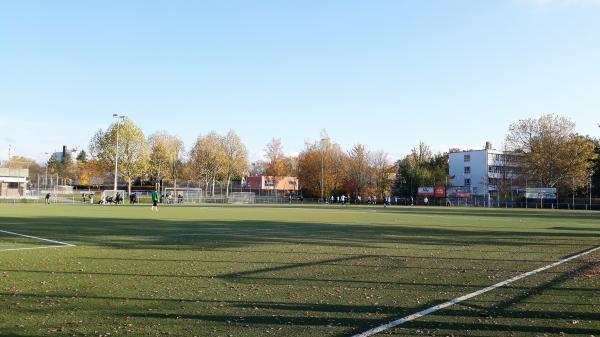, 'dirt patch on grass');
575,259,600,278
